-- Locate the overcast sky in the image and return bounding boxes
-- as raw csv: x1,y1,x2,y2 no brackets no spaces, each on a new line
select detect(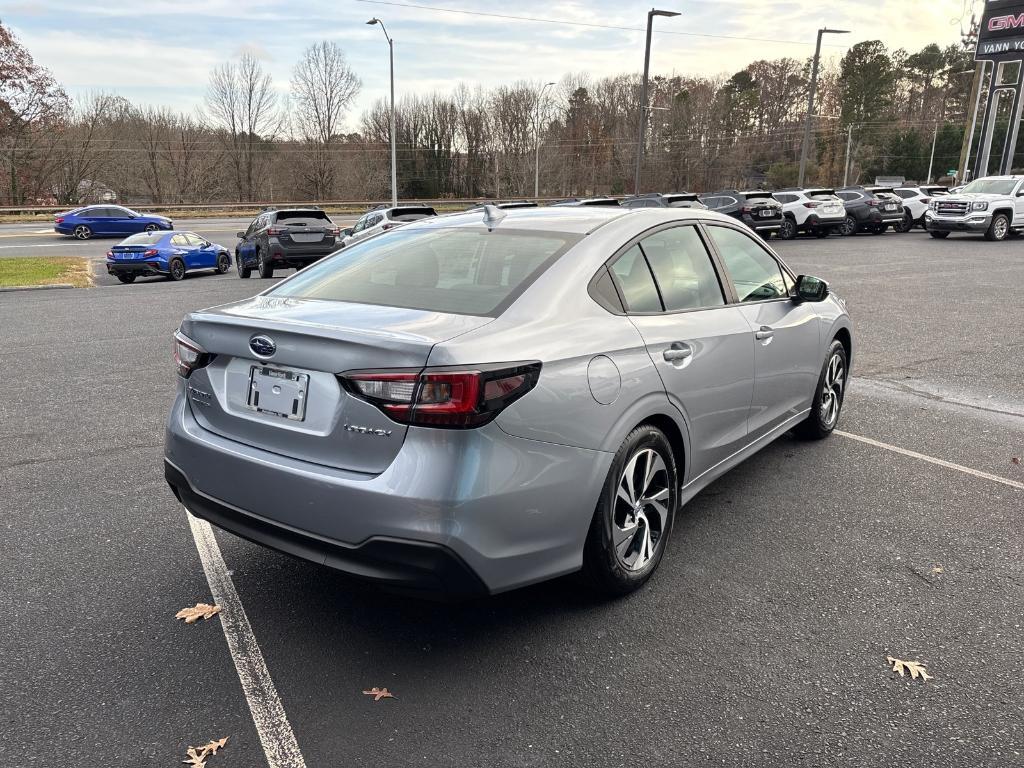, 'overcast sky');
3,0,977,129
